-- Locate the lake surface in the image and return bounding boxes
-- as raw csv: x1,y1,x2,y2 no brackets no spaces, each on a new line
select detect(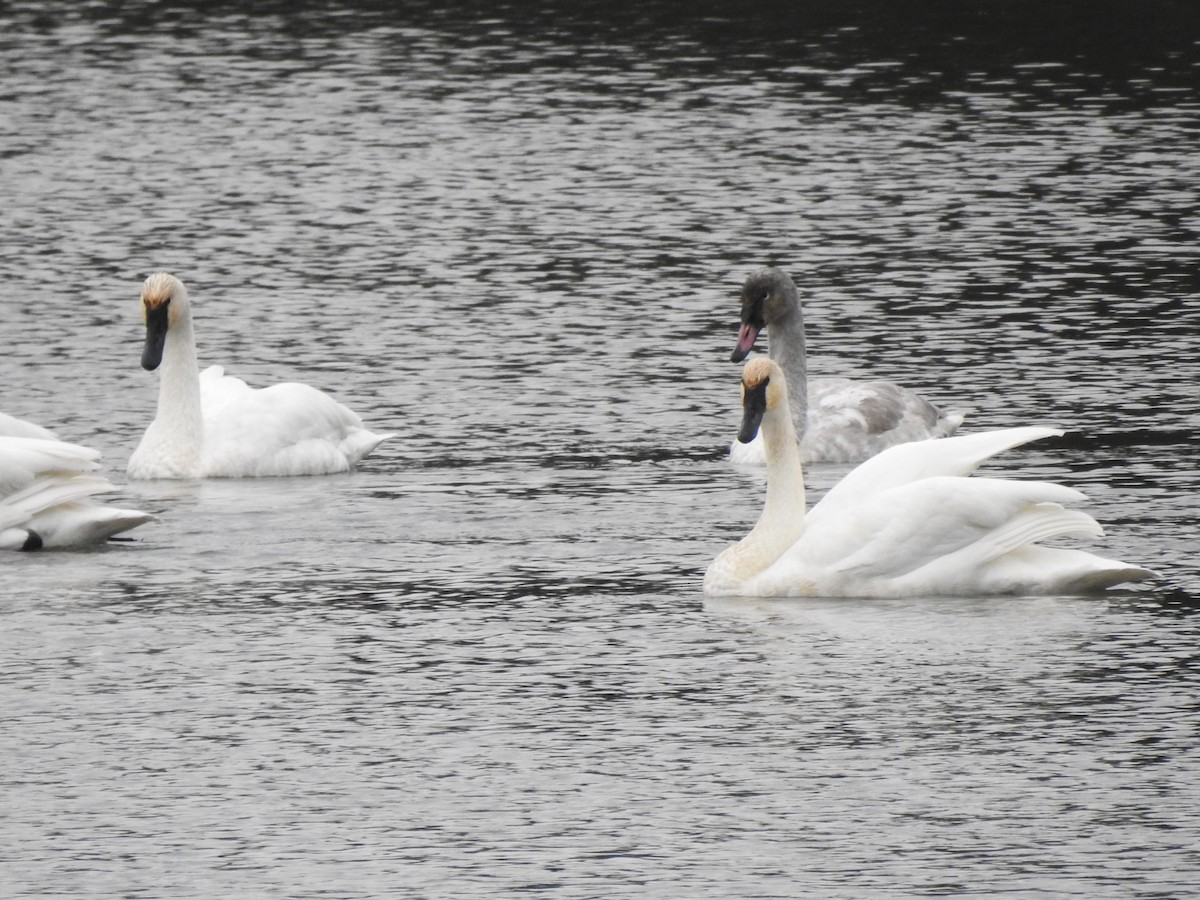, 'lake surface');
2,1,1199,897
